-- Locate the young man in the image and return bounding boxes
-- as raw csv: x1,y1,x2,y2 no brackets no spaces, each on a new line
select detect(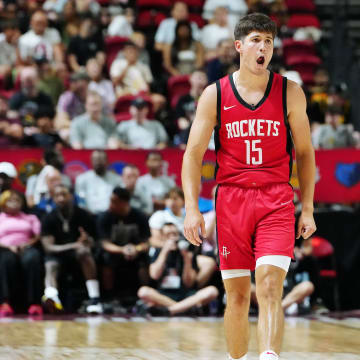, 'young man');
182,13,316,360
